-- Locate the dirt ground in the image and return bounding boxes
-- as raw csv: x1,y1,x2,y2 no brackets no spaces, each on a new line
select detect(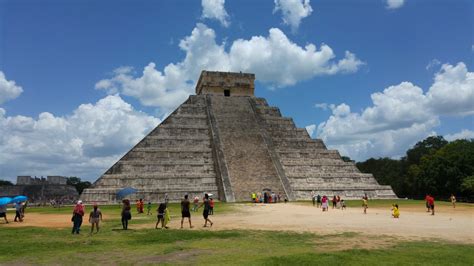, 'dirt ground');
3,203,473,244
